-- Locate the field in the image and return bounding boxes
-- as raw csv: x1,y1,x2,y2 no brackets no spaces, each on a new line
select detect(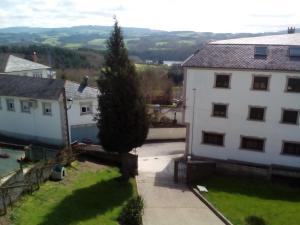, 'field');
202,176,300,225
9,161,137,225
